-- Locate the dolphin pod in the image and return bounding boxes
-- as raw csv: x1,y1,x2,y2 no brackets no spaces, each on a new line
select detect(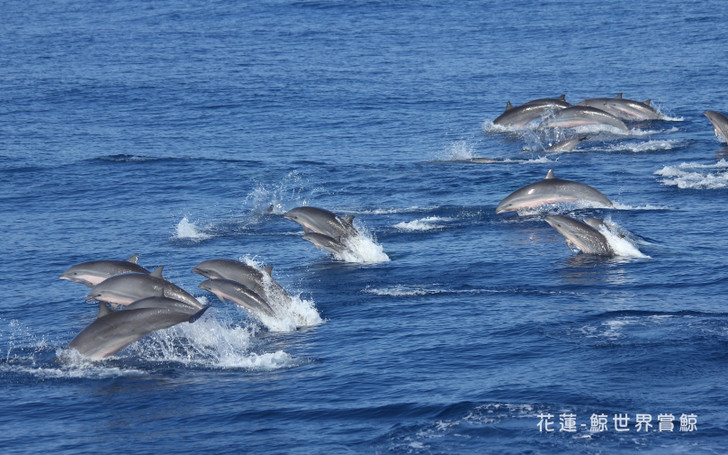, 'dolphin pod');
61,256,211,360
284,206,360,256
192,258,290,302
193,258,292,320
495,169,614,214
544,215,613,256
61,255,302,360
704,110,728,143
